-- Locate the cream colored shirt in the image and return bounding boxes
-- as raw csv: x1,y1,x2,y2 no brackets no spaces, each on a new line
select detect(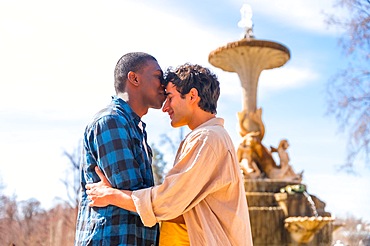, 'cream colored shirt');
132,118,253,246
